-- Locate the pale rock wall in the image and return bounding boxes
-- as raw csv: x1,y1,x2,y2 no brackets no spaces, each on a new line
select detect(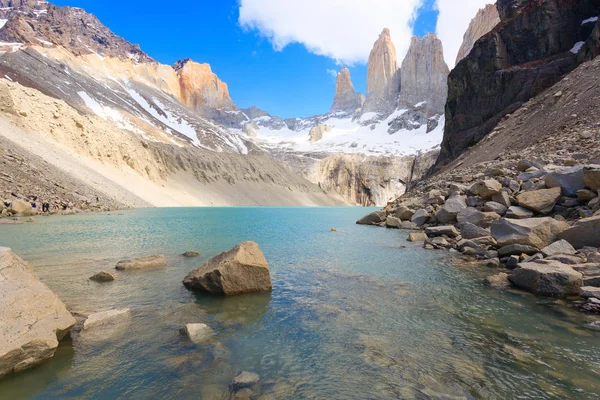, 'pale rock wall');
455,4,501,65
363,29,401,114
